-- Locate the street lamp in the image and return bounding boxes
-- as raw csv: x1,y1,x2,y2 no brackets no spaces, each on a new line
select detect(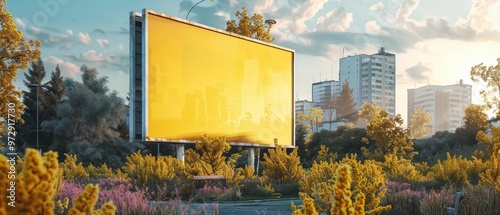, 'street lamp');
249,19,277,36
27,83,39,153
186,0,207,20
